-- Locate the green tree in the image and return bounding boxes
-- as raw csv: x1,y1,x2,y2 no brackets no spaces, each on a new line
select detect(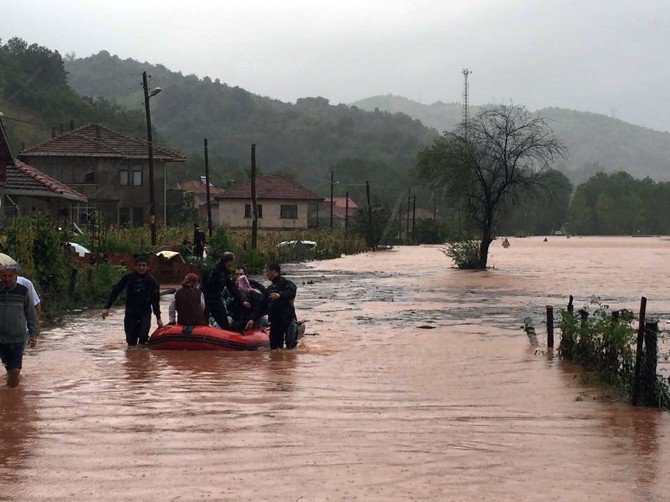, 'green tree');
351,196,397,248
416,104,566,268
